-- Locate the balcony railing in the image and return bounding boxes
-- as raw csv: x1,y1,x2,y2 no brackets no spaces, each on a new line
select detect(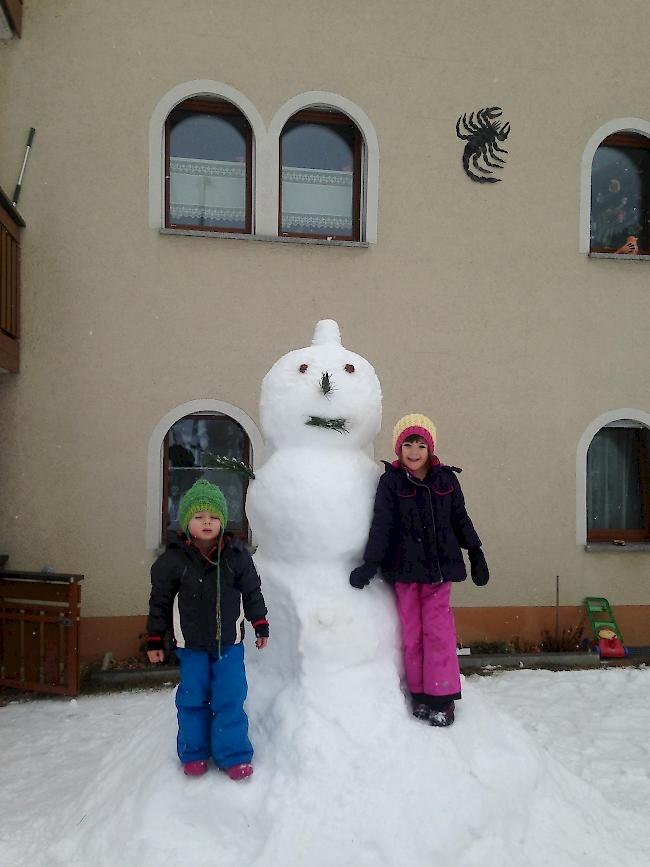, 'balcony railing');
0,186,24,373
